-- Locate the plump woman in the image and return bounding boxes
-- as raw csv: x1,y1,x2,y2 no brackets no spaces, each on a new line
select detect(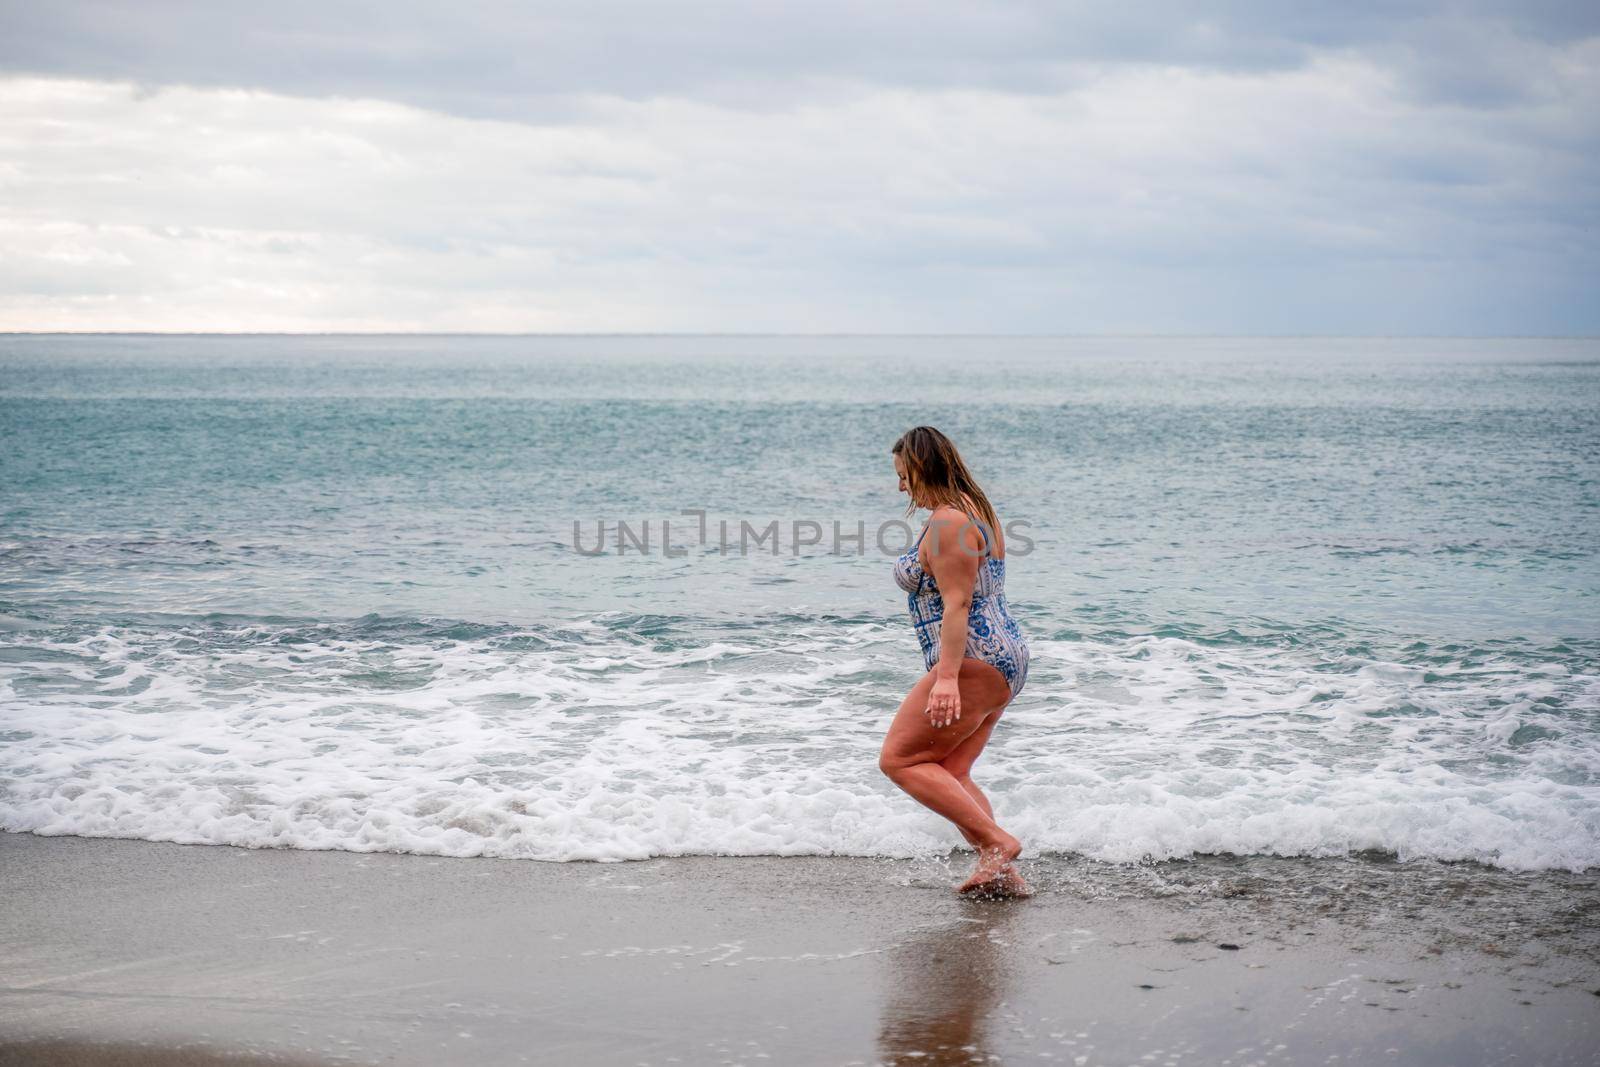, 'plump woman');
882,426,1032,896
